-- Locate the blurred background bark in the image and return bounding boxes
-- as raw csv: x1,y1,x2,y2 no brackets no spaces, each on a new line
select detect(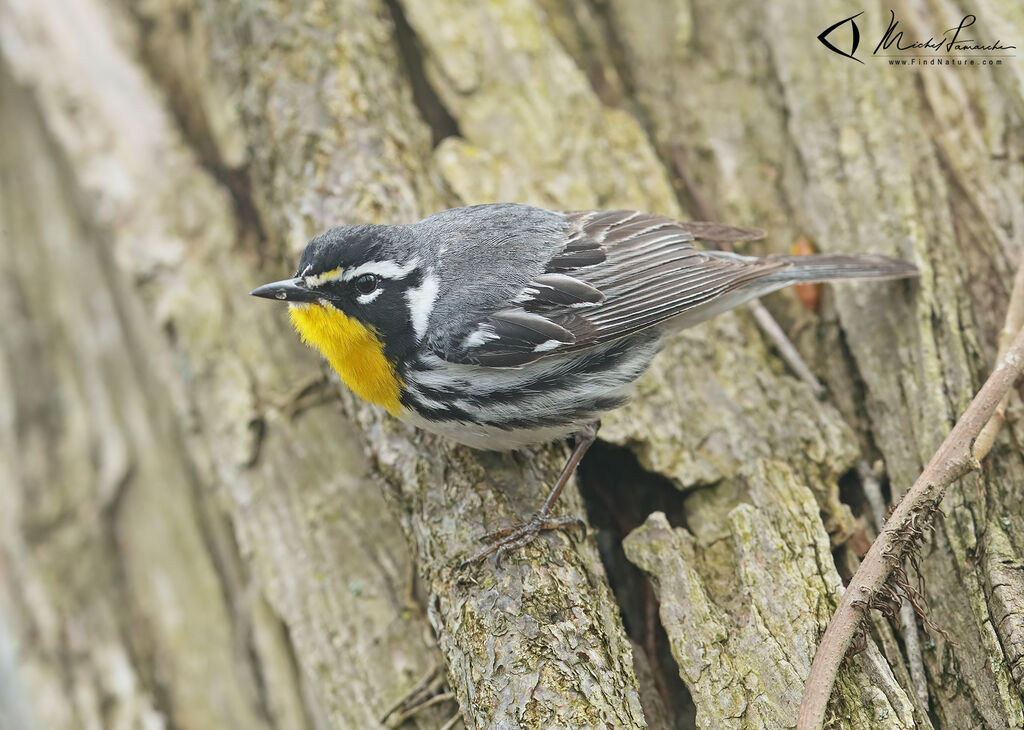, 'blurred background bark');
1,1,1022,728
